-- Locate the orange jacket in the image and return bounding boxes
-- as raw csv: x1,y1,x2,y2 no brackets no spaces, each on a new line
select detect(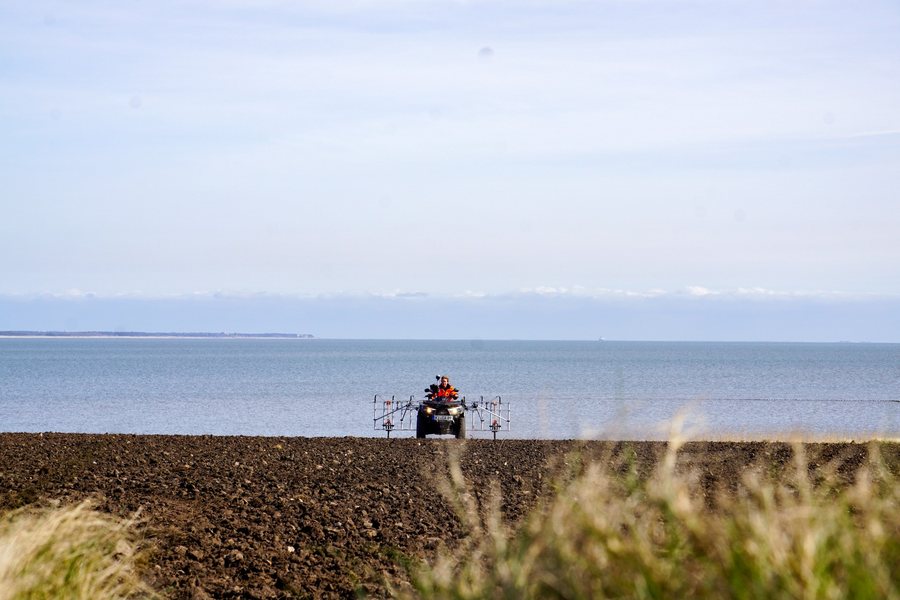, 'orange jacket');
435,385,459,400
